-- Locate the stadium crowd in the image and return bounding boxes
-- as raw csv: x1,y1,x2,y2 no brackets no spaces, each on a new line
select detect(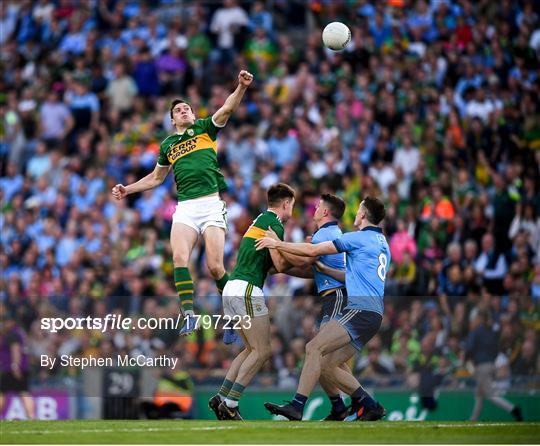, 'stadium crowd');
1,0,539,393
